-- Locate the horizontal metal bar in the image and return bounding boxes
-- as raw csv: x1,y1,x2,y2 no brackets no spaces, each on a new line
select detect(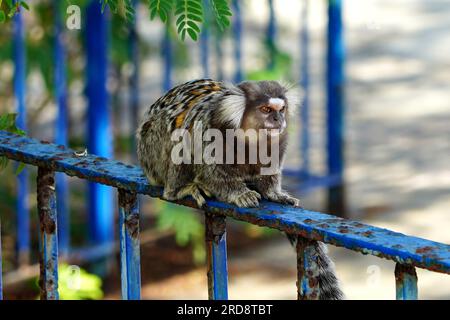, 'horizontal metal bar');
395,263,418,300
1,131,449,275
36,167,59,300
